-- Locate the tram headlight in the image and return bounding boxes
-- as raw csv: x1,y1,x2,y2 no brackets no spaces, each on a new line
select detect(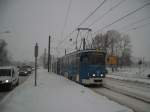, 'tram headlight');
93,74,96,77
100,74,103,77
